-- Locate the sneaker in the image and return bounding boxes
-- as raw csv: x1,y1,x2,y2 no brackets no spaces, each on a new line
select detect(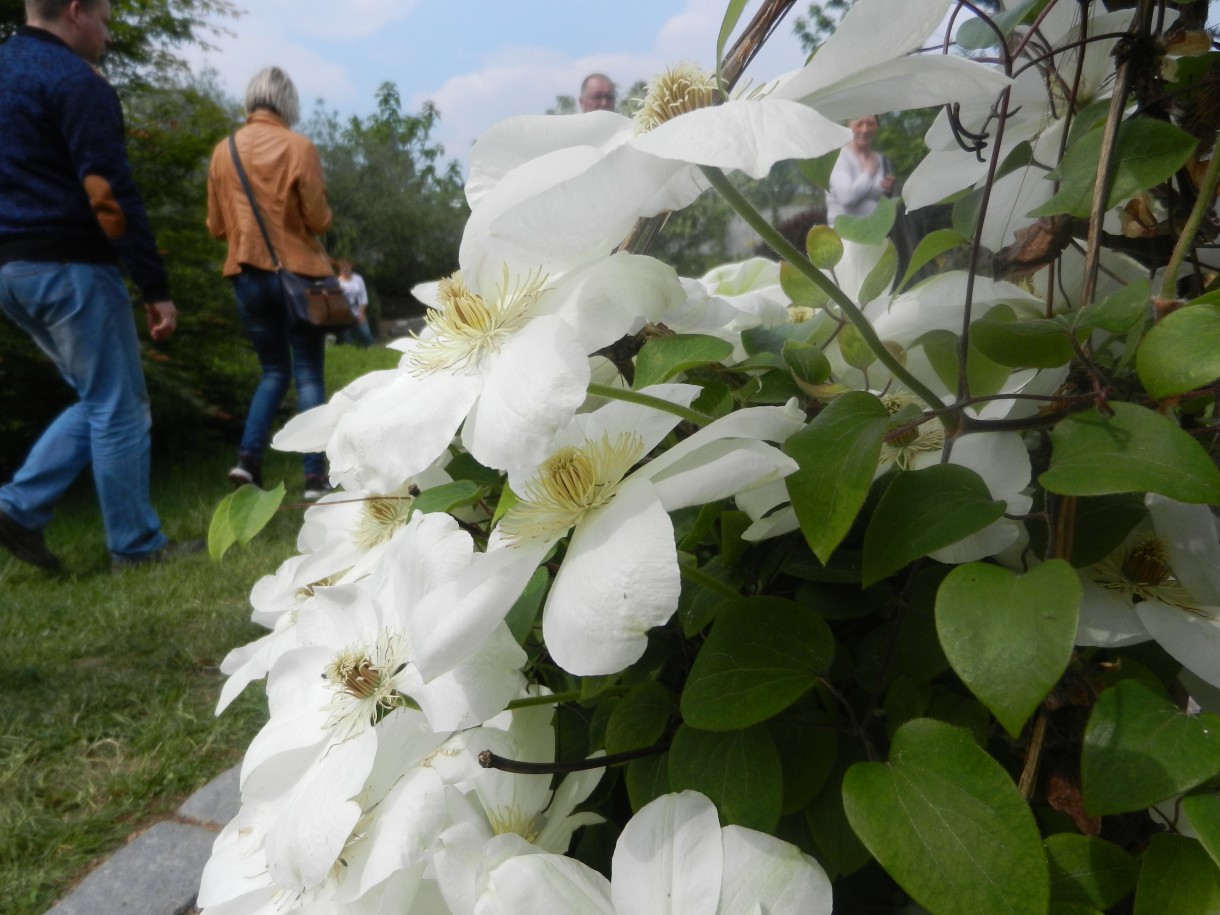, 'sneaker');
0,509,60,571
227,453,262,488
303,476,334,502
111,539,205,571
